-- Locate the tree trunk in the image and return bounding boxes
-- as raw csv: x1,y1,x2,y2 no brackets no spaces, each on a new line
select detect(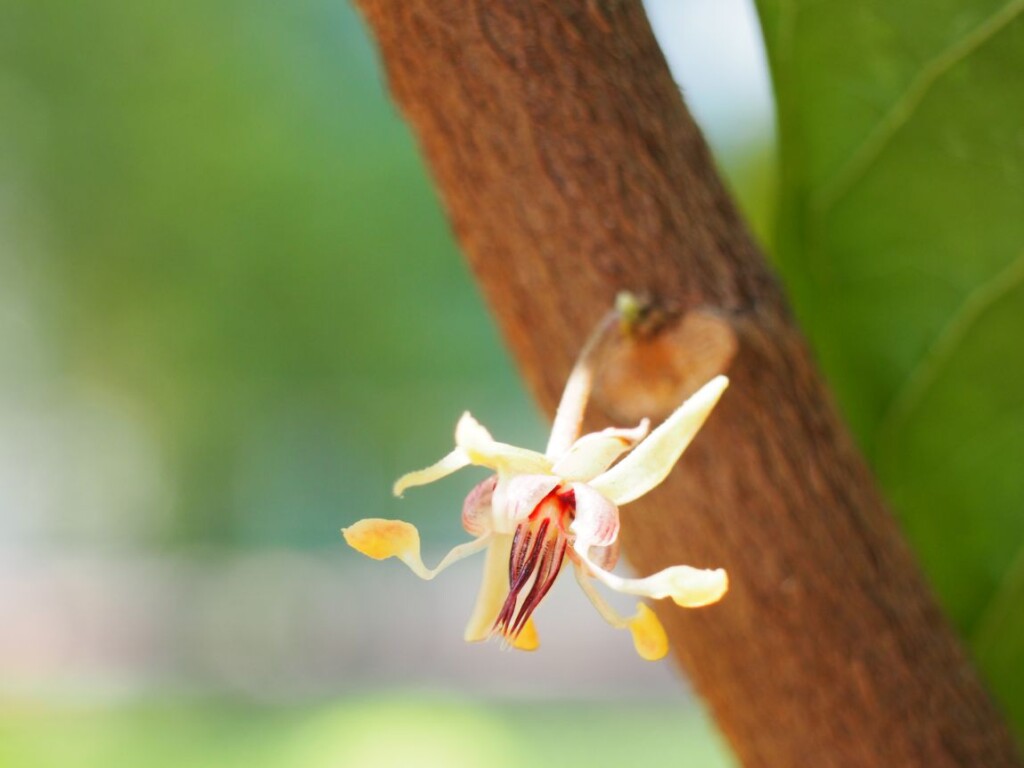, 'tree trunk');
353,1,1021,765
